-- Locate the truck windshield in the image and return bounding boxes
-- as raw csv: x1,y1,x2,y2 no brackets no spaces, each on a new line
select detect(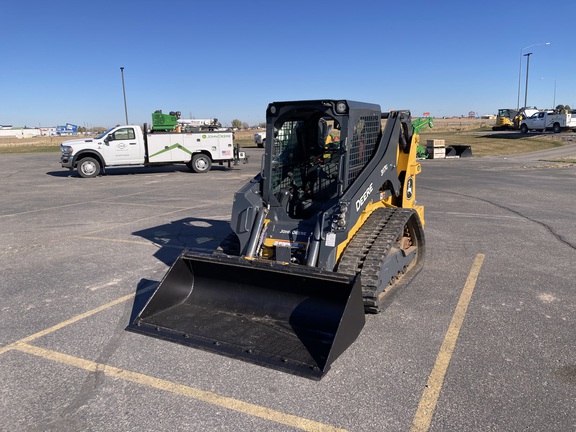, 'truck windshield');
96,128,115,139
